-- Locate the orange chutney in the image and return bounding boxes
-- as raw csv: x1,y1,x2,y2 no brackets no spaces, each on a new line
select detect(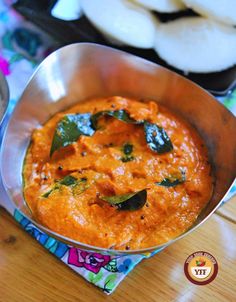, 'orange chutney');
23,96,213,250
